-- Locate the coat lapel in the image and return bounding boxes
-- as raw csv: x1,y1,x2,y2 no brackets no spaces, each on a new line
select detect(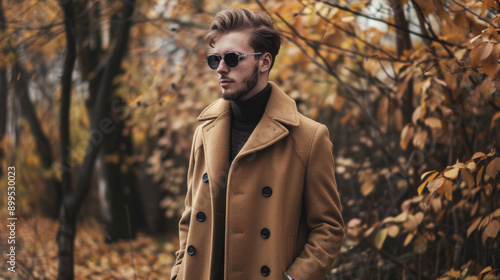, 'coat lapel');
199,99,231,186
197,82,301,174
234,82,300,161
